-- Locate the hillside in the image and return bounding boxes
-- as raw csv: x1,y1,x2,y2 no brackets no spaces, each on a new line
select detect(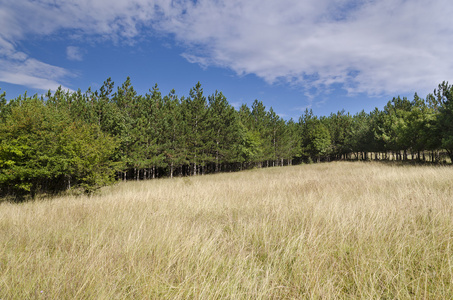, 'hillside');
1,162,452,298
